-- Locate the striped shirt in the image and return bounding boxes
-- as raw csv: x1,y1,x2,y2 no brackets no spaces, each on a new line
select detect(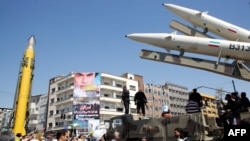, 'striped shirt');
185,100,201,114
